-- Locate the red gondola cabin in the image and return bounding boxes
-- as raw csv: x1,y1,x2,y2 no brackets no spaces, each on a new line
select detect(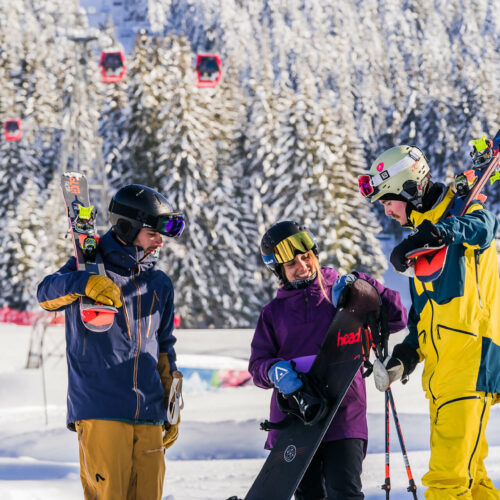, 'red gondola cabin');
4,119,22,141
195,53,222,88
100,50,126,83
